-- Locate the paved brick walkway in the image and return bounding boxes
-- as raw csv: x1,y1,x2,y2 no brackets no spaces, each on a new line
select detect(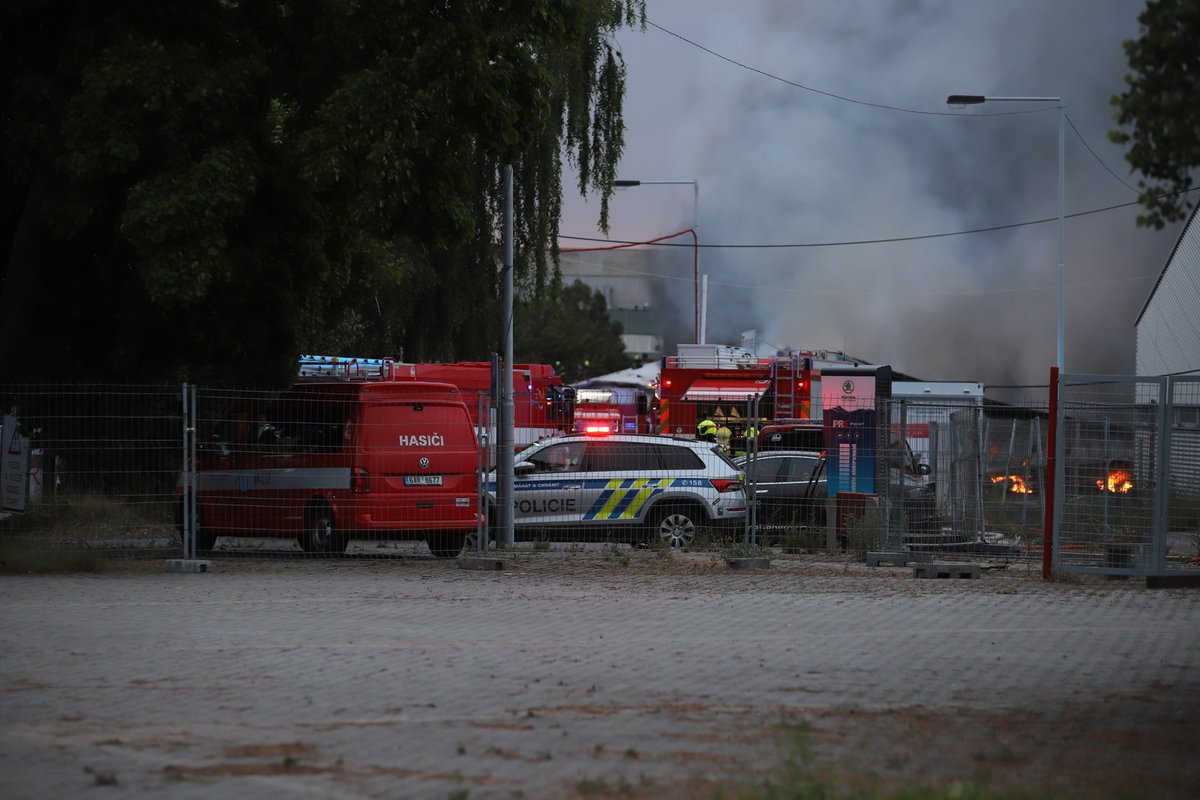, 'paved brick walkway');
2,552,1198,799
